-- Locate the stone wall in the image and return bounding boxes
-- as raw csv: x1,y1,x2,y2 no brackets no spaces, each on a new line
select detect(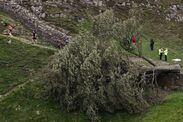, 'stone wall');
0,1,68,47
158,73,183,89
166,4,183,22
9,0,183,23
